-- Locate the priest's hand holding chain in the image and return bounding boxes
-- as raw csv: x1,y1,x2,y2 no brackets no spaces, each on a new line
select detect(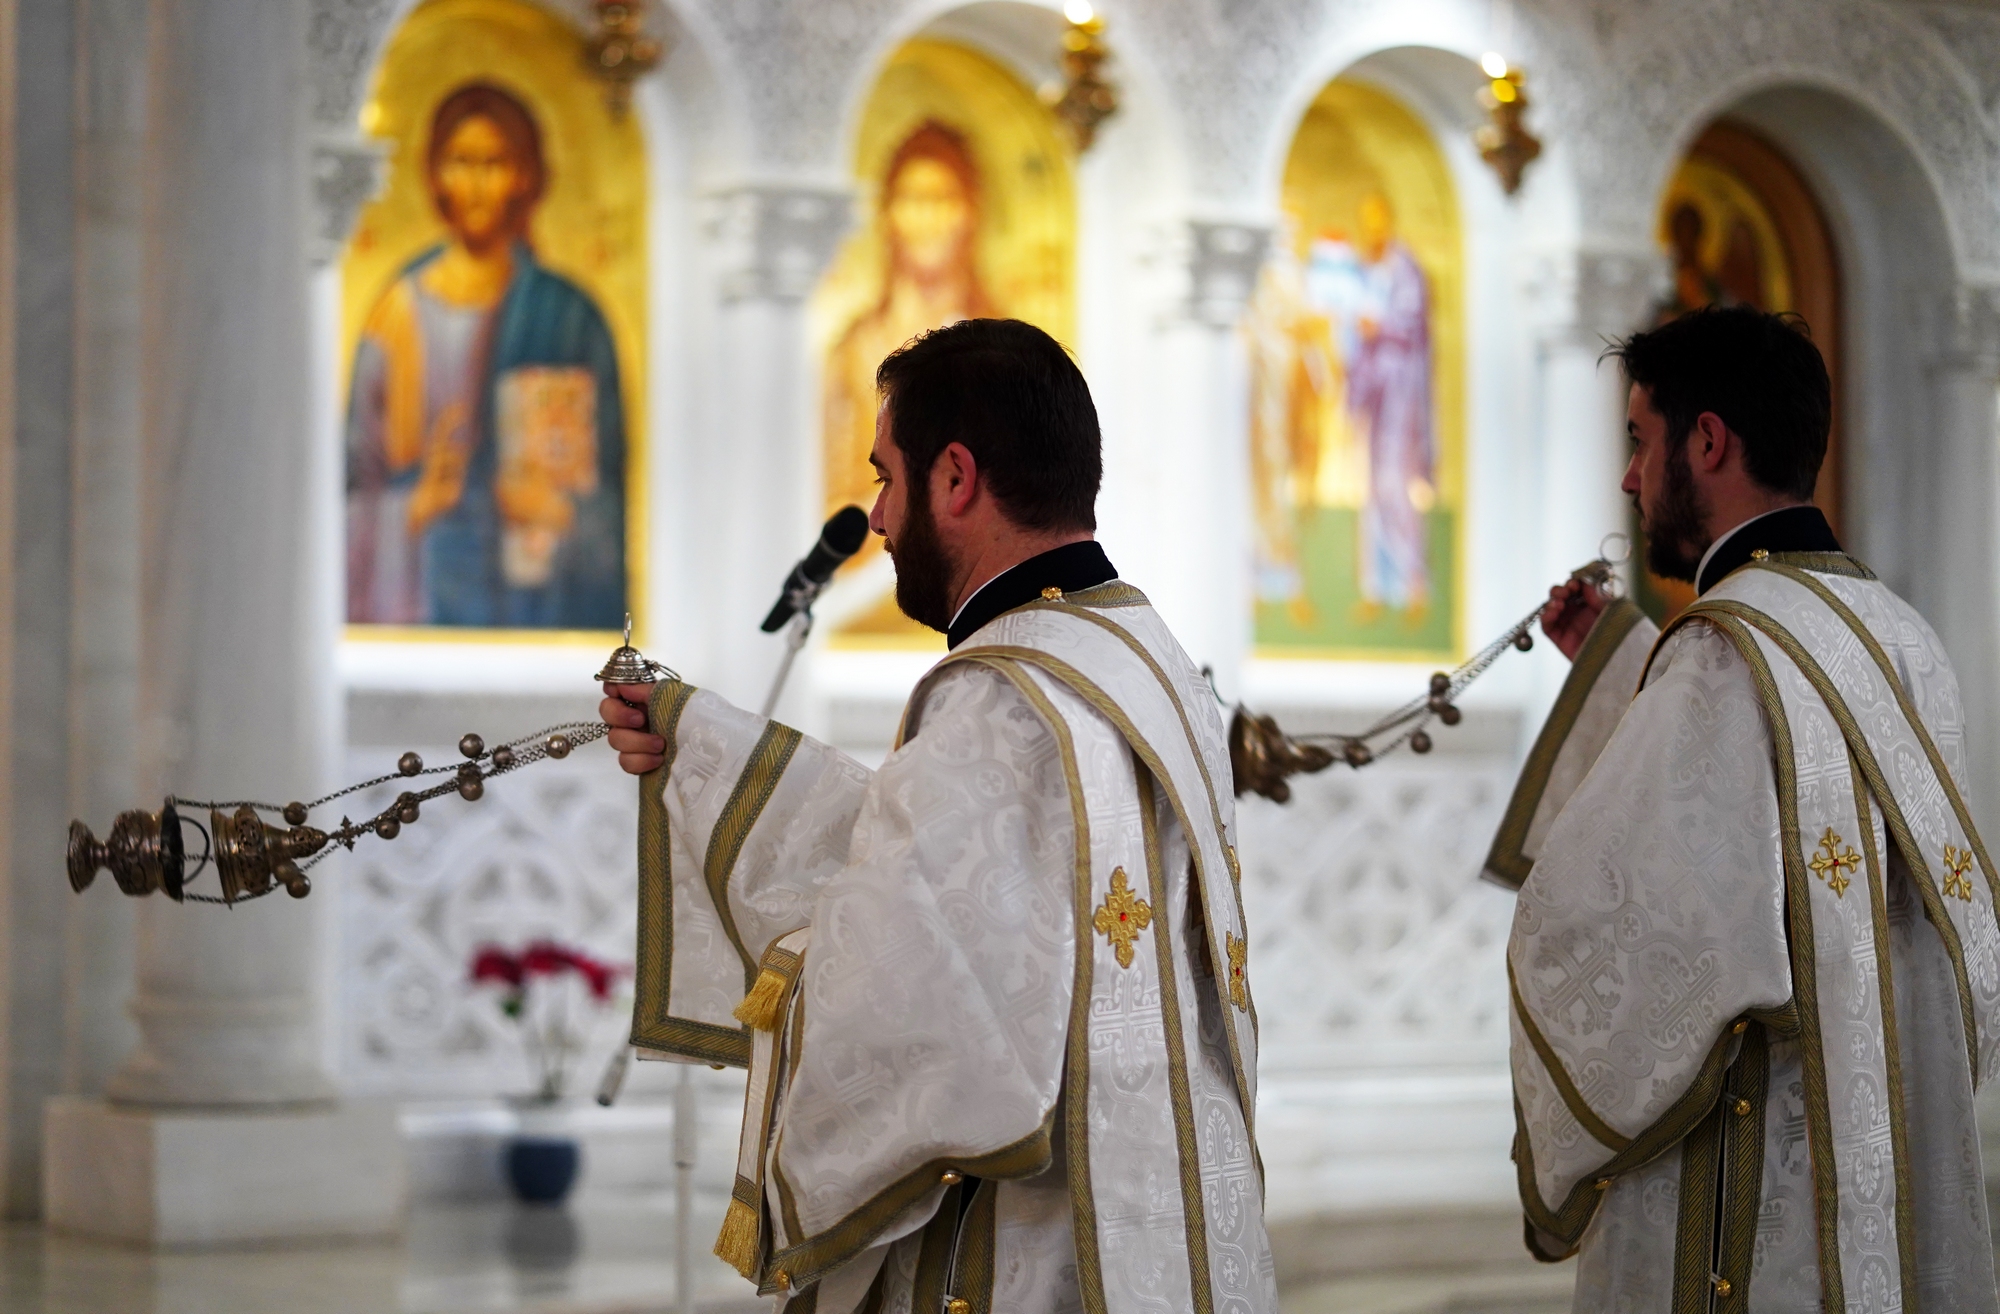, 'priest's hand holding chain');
1540,577,1609,662
601,683,664,775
